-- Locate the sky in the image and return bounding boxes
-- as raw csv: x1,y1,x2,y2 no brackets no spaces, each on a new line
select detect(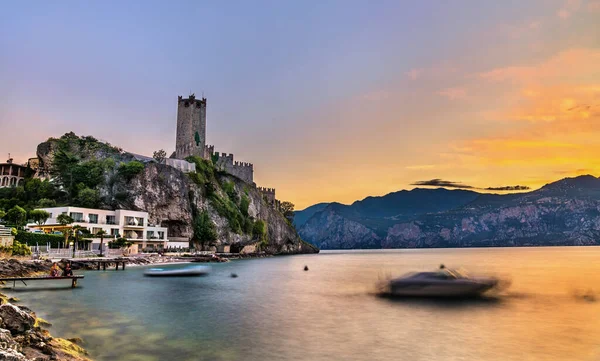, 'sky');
1,0,599,209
